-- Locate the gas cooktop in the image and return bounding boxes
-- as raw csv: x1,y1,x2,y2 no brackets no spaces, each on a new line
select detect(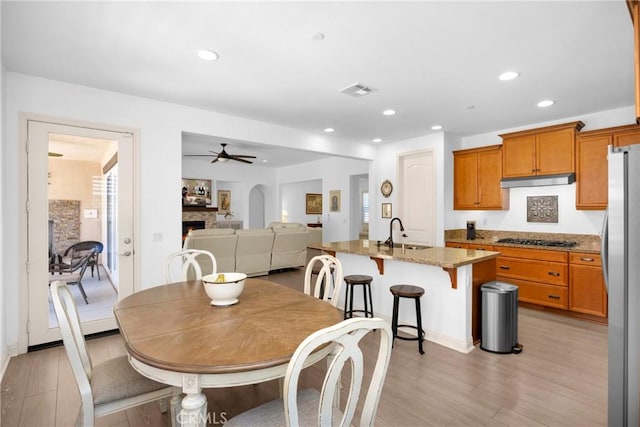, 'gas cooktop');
496,238,577,248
